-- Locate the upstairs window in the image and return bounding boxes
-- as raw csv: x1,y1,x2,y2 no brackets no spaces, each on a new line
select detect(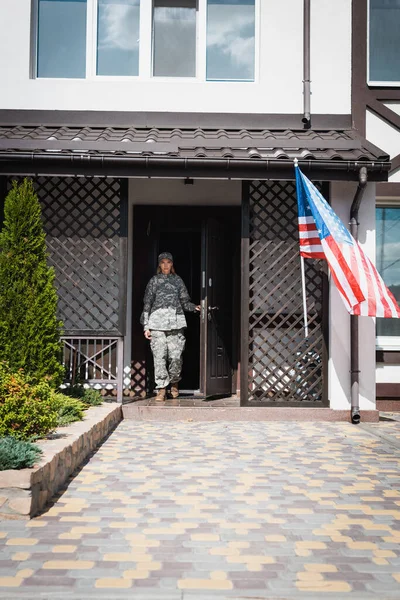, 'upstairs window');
206,0,255,81
33,0,257,80
369,0,400,84
37,0,87,78
97,0,140,75
152,0,197,77
376,206,400,344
